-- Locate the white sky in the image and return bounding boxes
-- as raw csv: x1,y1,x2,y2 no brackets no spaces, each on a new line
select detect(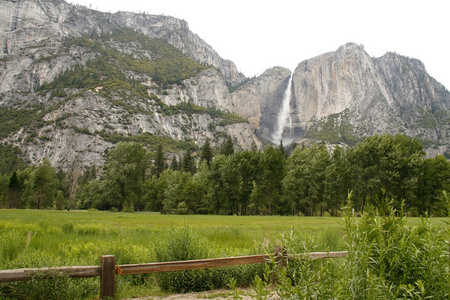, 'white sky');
68,0,449,89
